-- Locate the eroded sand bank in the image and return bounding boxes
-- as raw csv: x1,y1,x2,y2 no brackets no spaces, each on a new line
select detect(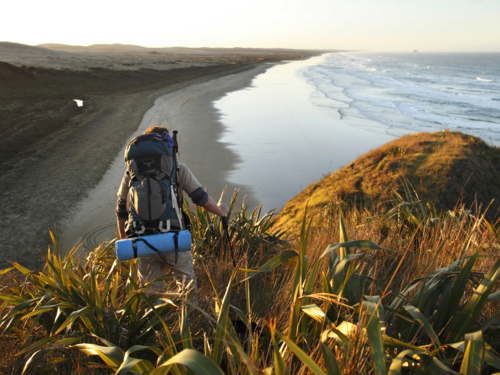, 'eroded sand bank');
61,64,271,251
